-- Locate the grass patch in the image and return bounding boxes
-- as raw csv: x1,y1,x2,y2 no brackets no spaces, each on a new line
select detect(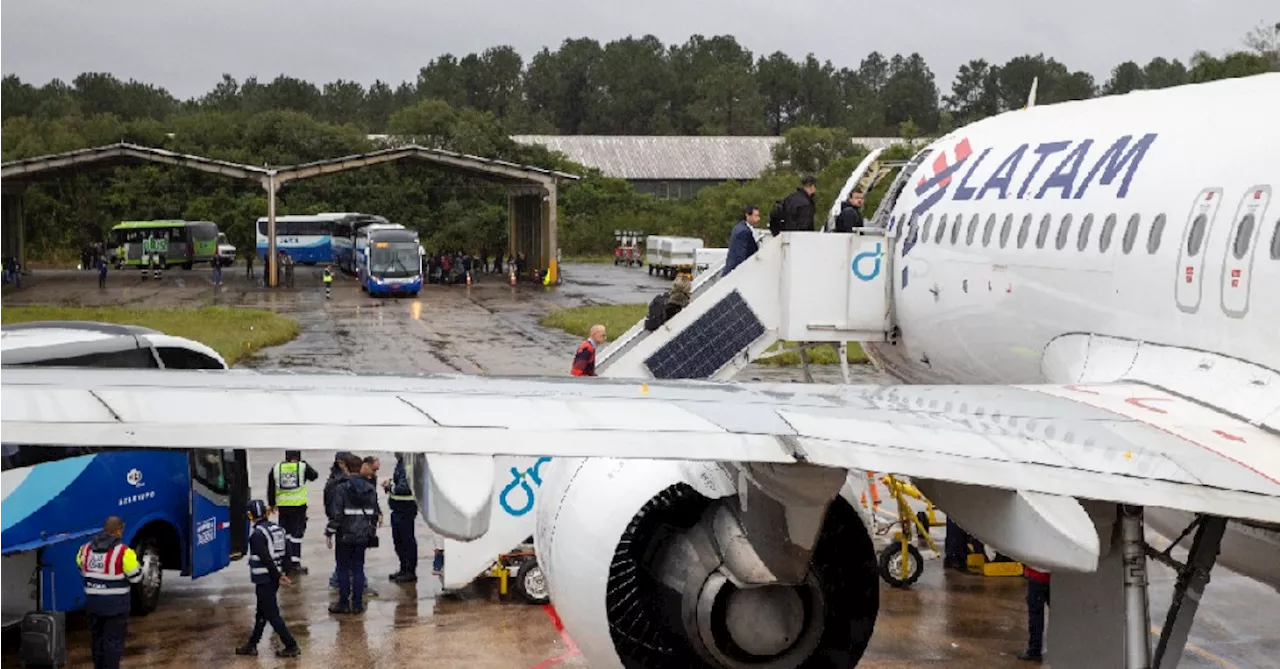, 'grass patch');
1,306,300,367
538,303,868,365
757,341,867,365
539,303,647,338
559,254,618,264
